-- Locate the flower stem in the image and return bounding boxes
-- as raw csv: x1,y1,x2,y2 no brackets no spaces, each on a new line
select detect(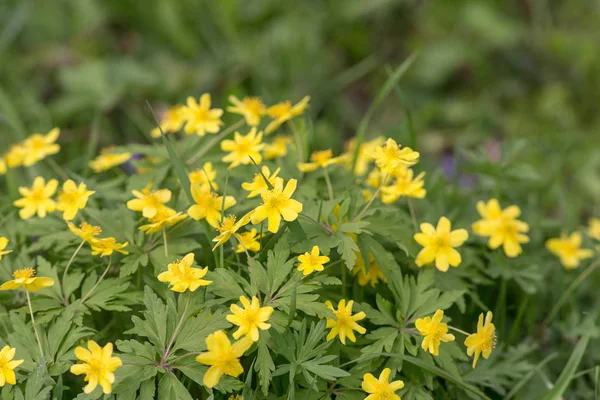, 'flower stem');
323,167,334,201
81,256,112,304
353,173,388,222
163,292,191,362
163,227,169,257
448,325,470,336
25,289,44,358
288,121,304,173
542,260,600,326
62,240,85,305
187,119,245,165
407,199,418,232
